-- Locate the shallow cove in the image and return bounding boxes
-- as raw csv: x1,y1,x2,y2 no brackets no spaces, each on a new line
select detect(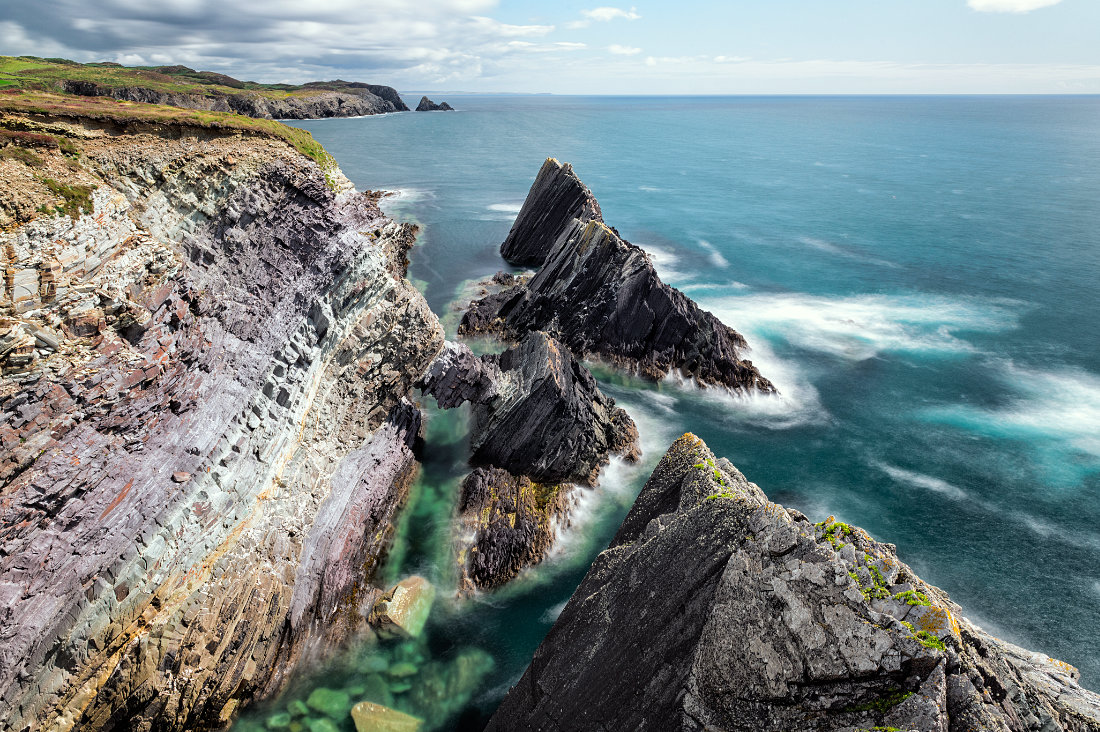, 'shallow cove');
235,95,1100,731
